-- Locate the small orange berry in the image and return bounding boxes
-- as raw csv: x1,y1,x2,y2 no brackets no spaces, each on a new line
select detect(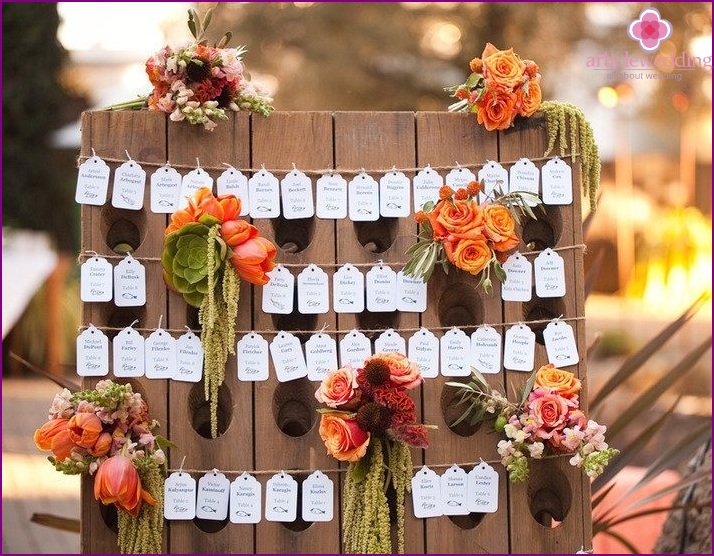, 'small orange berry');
466,180,483,196
469,57,483,74
455,87,469,100
439,185,454,200
414,211,428,224
454,188,468,200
